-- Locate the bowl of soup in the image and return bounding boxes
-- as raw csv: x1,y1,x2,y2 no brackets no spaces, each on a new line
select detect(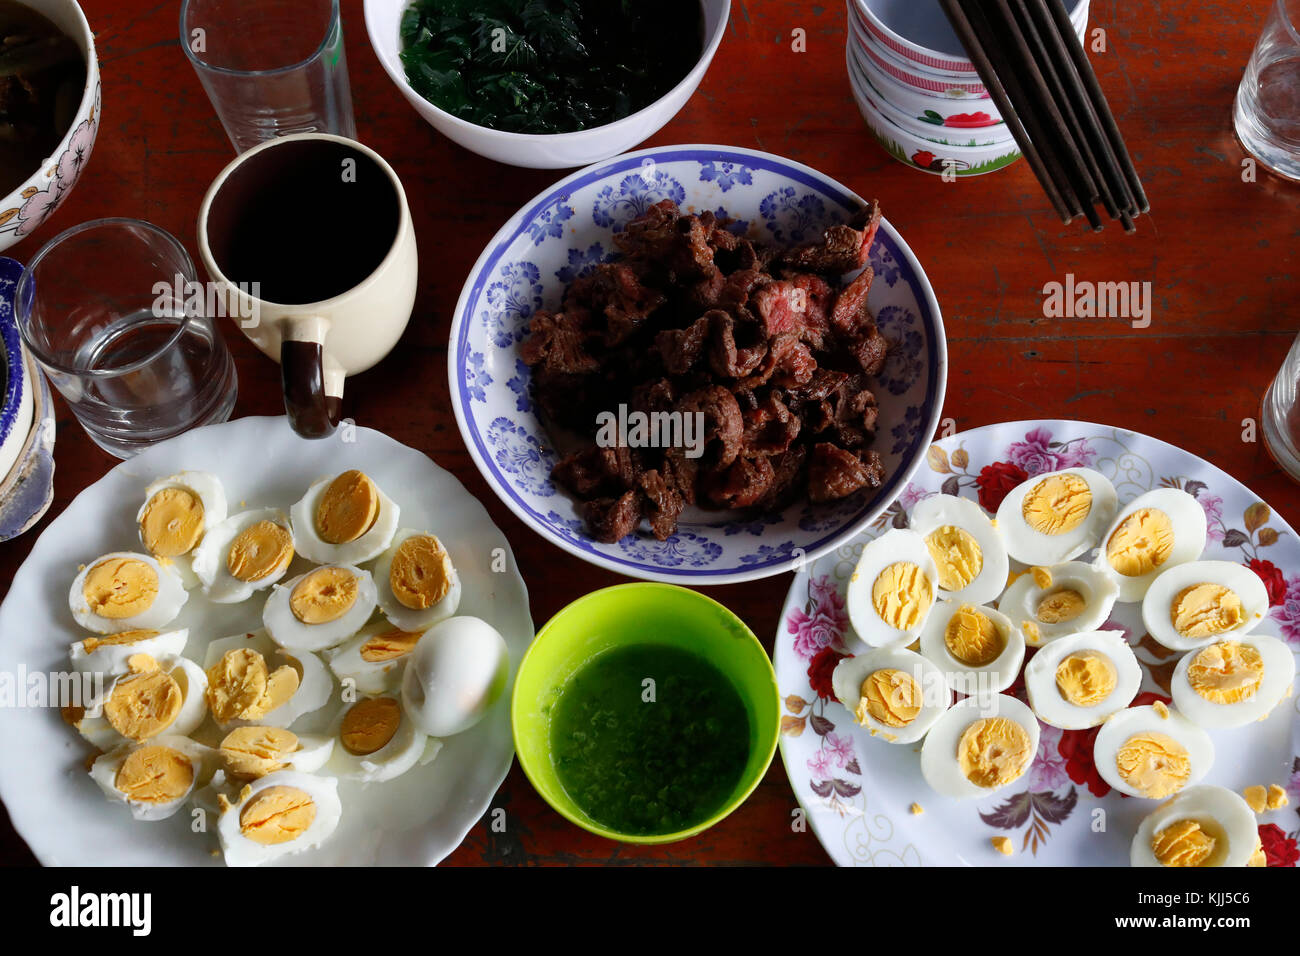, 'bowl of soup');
512,583,779,843
0,0,99,253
